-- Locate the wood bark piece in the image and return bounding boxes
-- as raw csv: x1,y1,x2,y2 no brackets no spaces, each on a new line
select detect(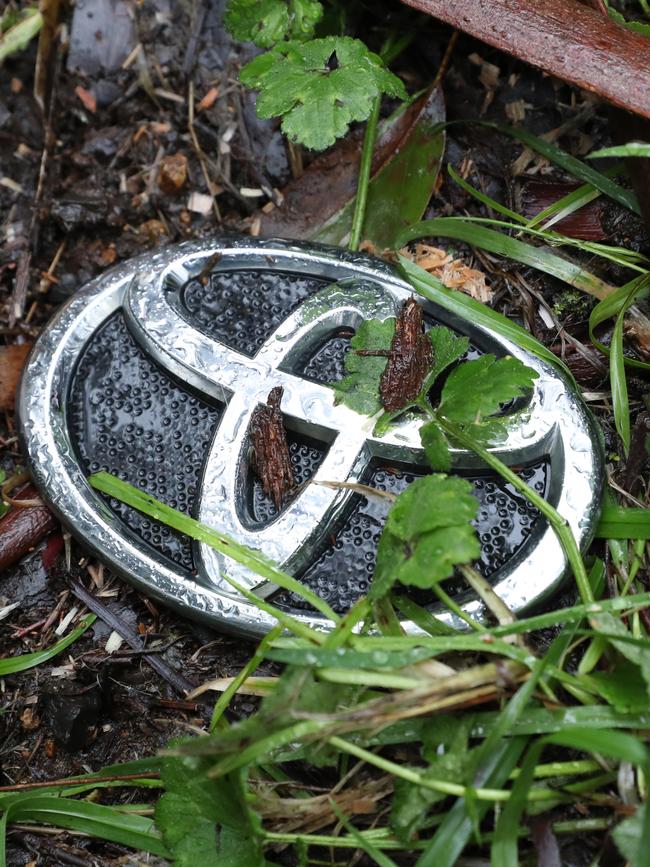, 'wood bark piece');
0,484,58,572
0,344,33,411
380,299,432,412
250,386,295,510
399,0,650,120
